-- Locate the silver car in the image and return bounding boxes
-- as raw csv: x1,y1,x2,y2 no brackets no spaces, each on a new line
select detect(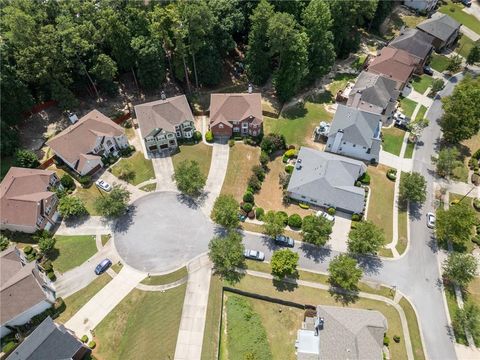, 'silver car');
244,249,265,261
316,210,335,222
426,212,436,229
95,179,112,192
